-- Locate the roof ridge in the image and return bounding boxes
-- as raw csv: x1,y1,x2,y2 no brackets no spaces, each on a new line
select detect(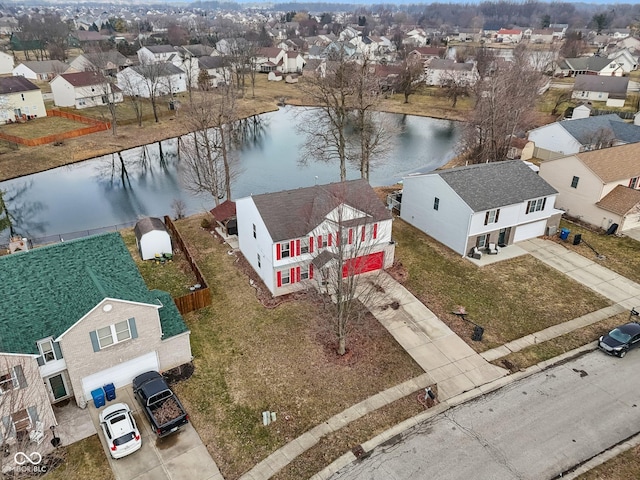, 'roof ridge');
85,266,108,298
